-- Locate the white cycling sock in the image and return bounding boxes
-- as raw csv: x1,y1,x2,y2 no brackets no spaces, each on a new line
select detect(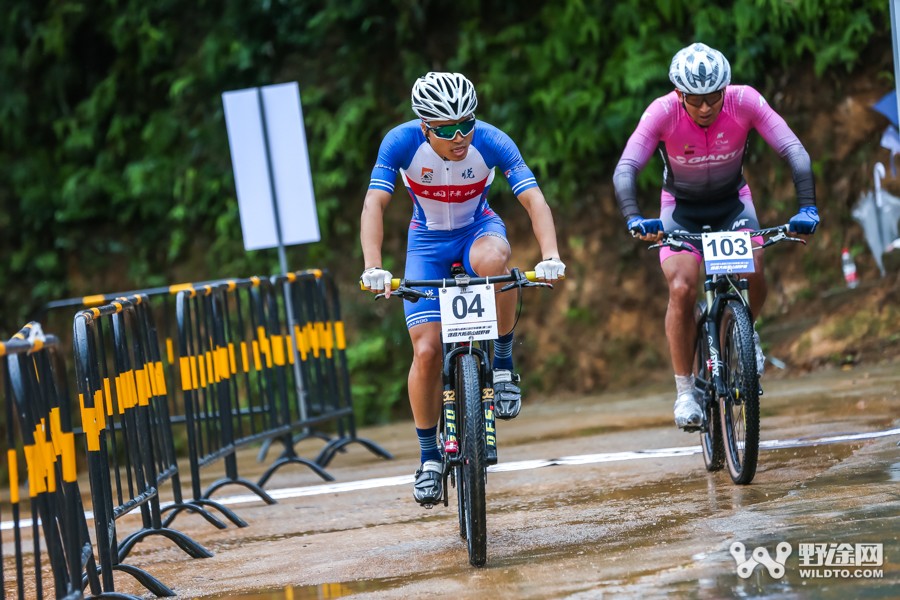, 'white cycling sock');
675,374,694,397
